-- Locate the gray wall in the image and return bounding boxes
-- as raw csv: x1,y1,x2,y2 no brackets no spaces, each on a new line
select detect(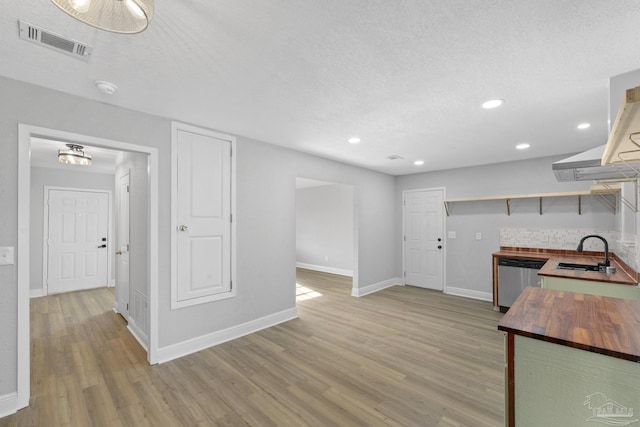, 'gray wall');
0,76,397,395
296,184,354,272
30,167,115,292
395,155,617,297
